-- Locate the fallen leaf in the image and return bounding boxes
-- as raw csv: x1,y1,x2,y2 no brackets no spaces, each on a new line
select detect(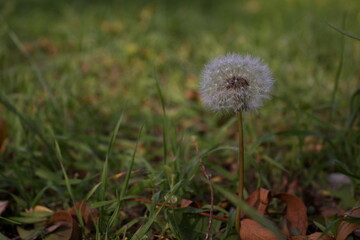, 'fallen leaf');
291,232,334,240
43,222,65,235
210,176,224,183
0,201,8,215
178,199,203,209
180,199,193,208
275,193,308,236
239,219,282,240
218,199,230,209
44,222,73,240
38,38,58,55
320,206,345,217
68,201,98,231
245,188,271,217
100,20,125,34
354,229,360,238
336,207,360,240
33,205,54,213
185,89,199,101
0,118,8,151
290,236,308,240
307,232,334,240
17,226,43,240
287,179,299,195
48,210,81,240
49,210,73,225
111,169,140,181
